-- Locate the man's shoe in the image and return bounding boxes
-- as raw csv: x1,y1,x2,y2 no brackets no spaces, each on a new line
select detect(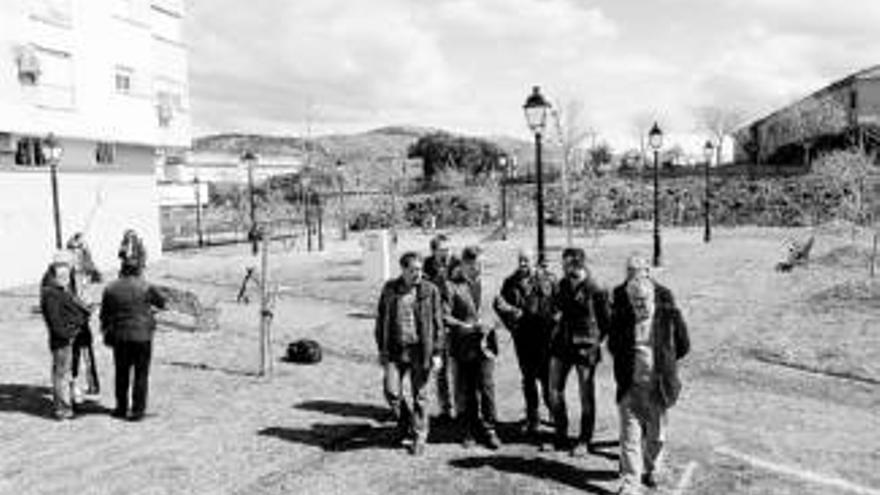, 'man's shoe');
128,411,146,422
462,434,476,449
570,442,590,458
110,408,127,420
485,431,501,450
641,472,657,489
54,410,74,421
